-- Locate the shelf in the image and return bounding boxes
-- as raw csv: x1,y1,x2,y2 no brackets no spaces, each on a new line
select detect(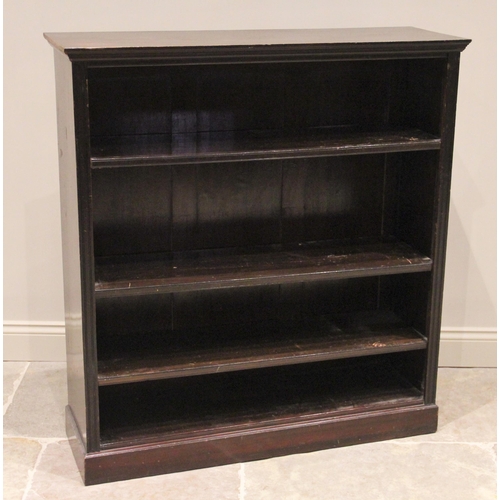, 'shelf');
94,241,432,297
98,355,424,449
97,310,427,386
90,128,441,168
